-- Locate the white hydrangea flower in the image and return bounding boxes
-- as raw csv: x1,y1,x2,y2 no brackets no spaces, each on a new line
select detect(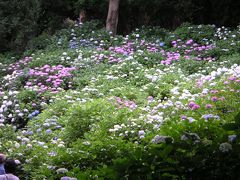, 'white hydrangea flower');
56,168,68,174
219,142,232,153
